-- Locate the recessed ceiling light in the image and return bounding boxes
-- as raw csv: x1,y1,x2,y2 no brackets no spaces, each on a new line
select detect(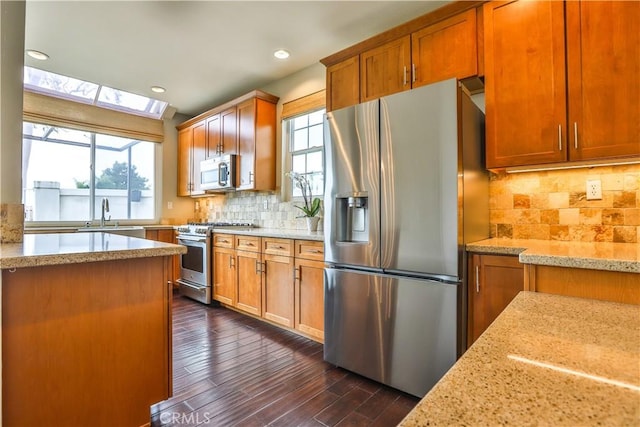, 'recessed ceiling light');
26,49,49,60
151,86,166,93
273,49,290,60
